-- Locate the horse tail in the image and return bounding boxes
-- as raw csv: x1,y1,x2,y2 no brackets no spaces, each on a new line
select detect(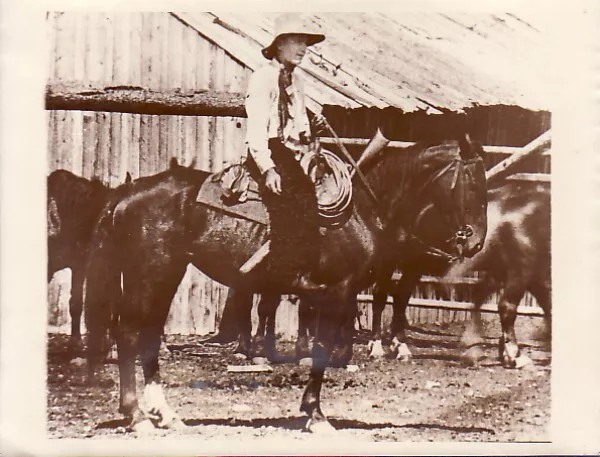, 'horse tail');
84,192,126,376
